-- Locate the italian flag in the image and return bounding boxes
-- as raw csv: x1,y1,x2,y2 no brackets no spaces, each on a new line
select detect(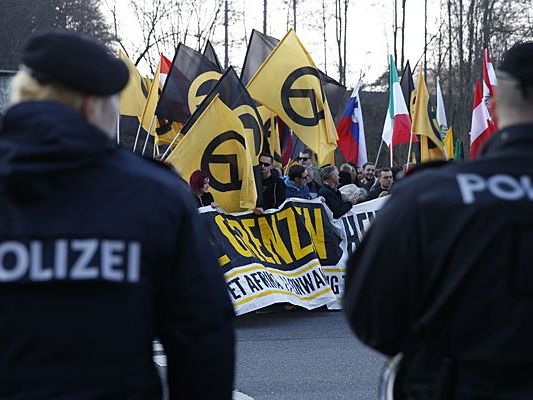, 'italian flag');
470,79,496,159
381,55,414,147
